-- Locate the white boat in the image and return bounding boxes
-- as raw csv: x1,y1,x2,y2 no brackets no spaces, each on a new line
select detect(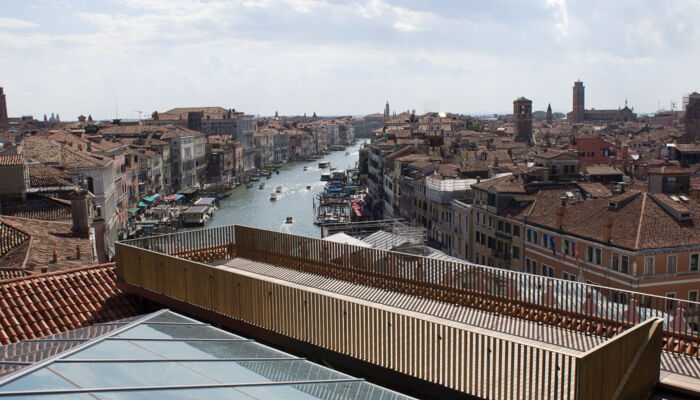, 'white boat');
276,185,282,193
285,216,293,224
318,161,330,169
270,192,277,201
